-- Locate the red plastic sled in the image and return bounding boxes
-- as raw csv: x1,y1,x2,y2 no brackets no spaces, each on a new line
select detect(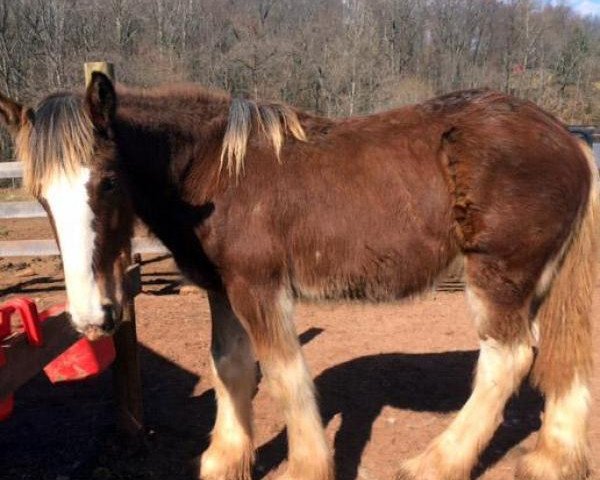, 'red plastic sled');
0,298,116,420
